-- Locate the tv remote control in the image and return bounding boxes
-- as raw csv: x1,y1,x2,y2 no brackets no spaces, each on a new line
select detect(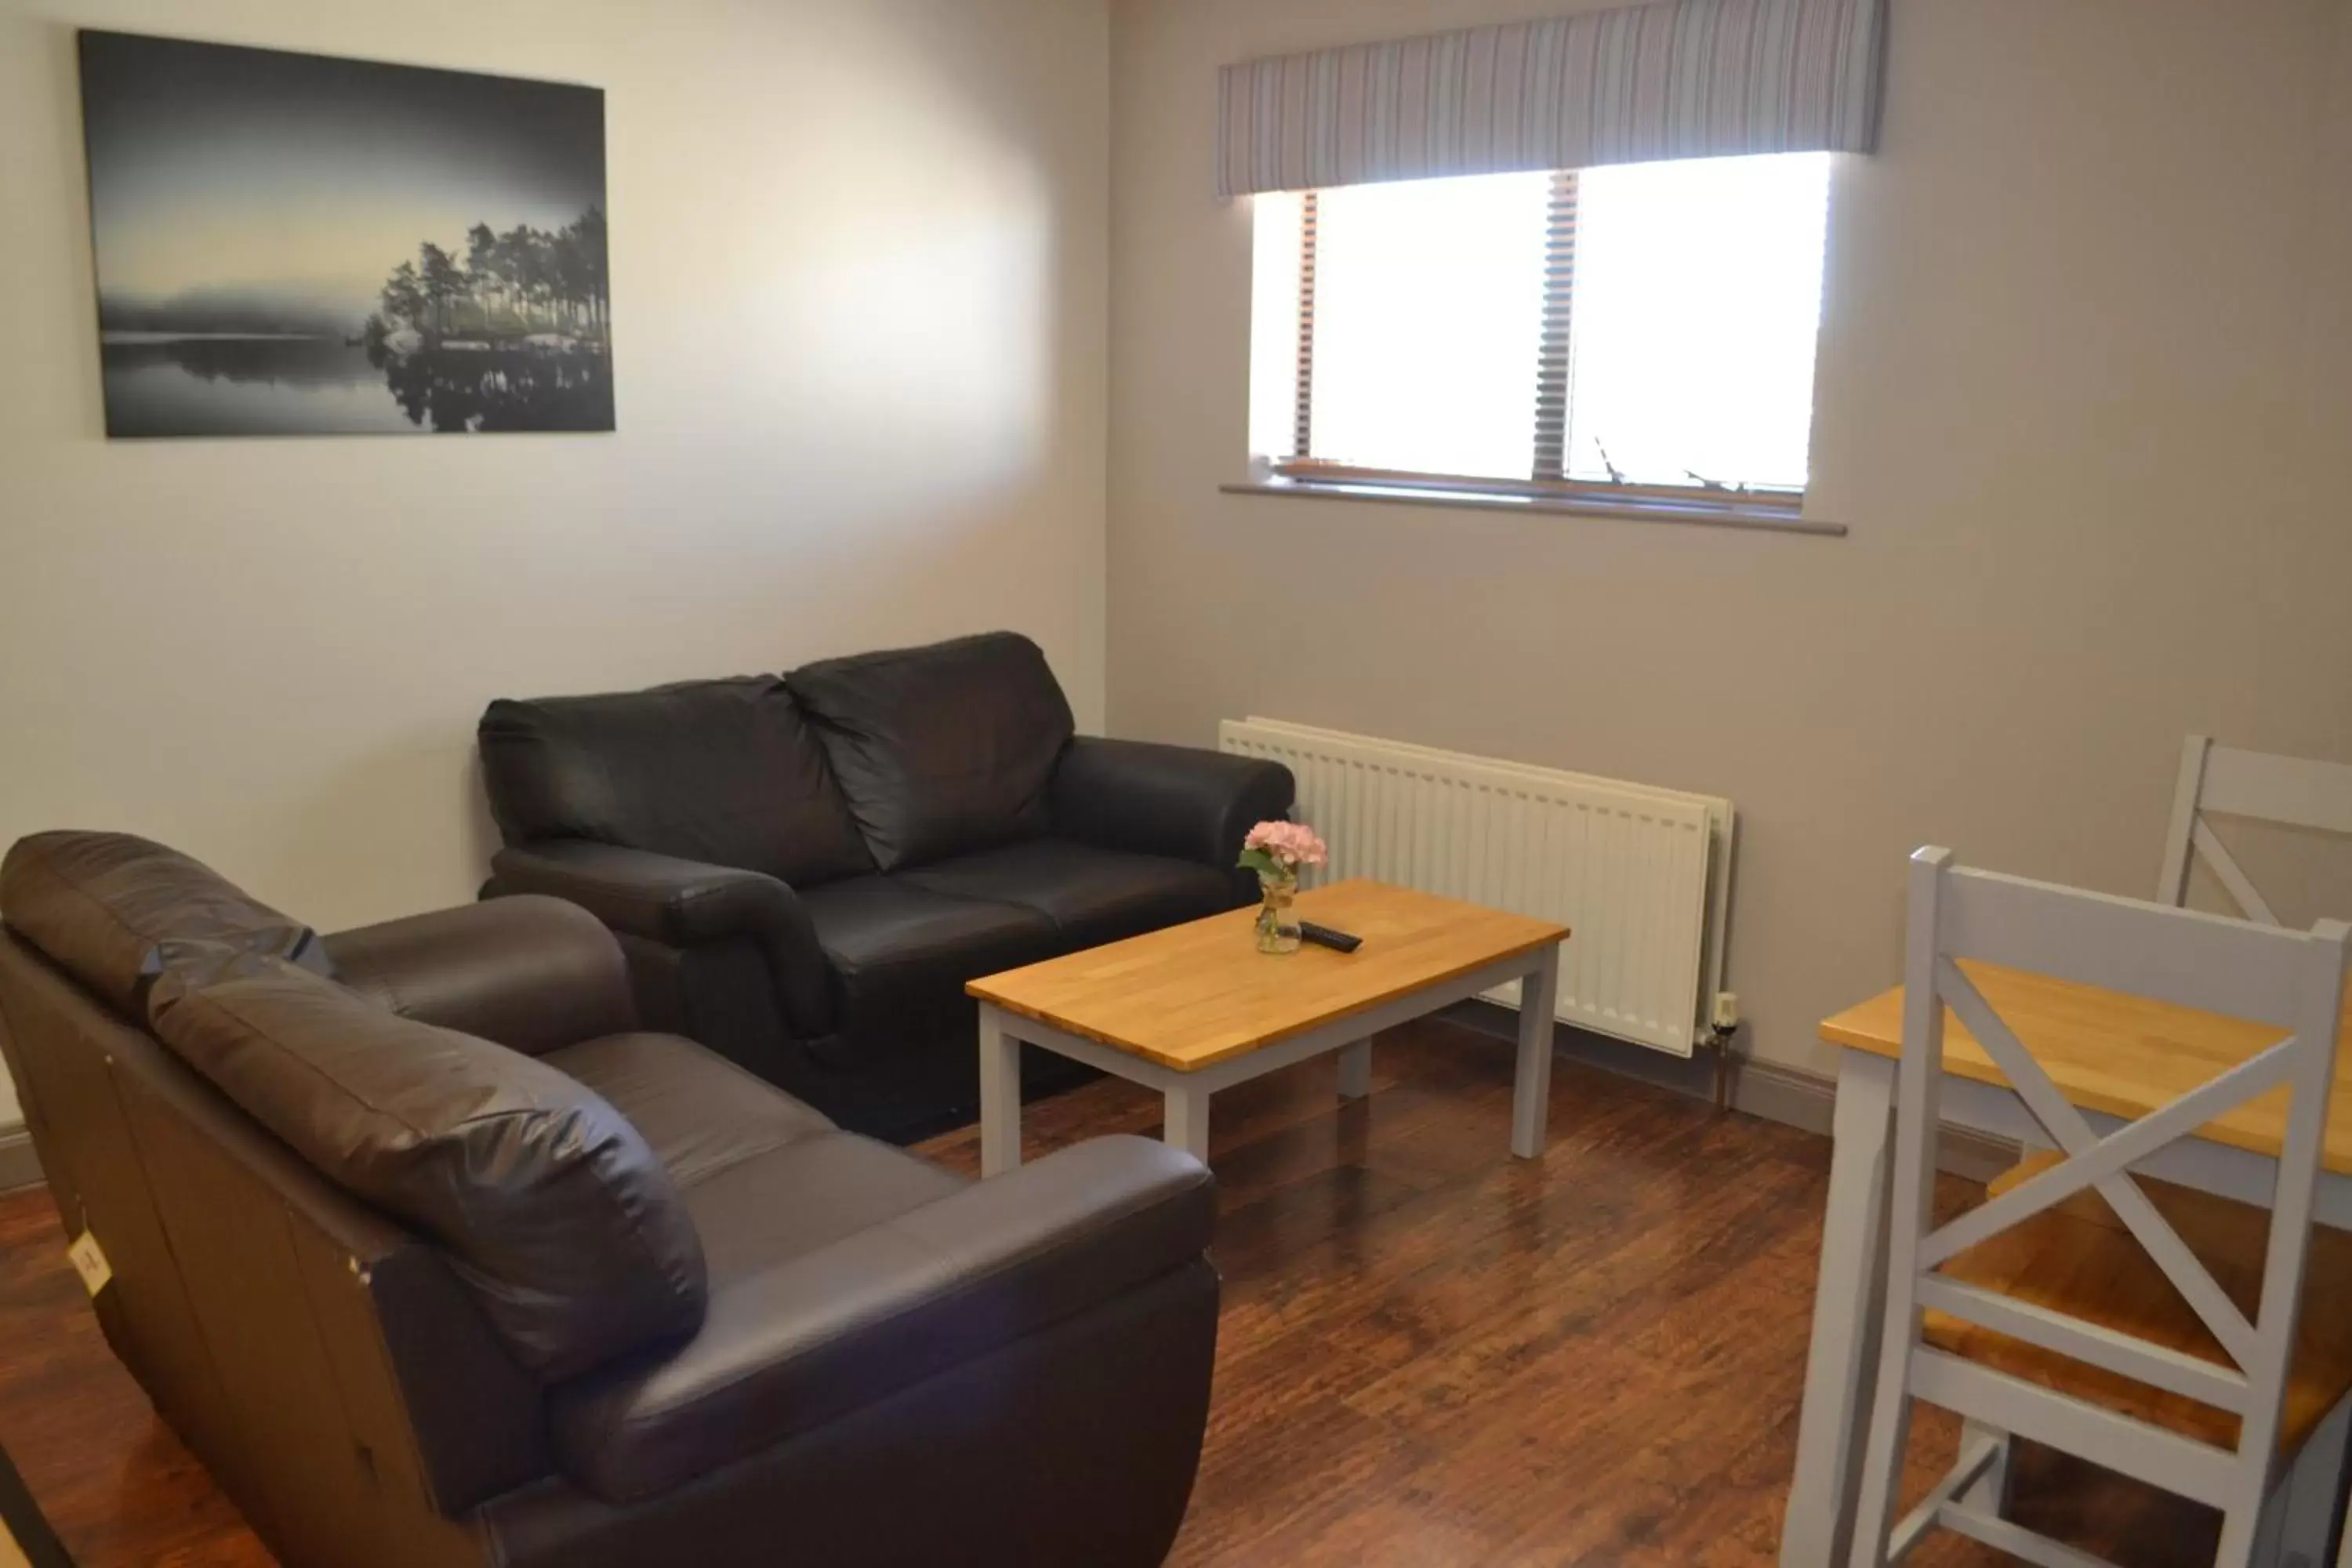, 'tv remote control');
1298,921,1363,953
